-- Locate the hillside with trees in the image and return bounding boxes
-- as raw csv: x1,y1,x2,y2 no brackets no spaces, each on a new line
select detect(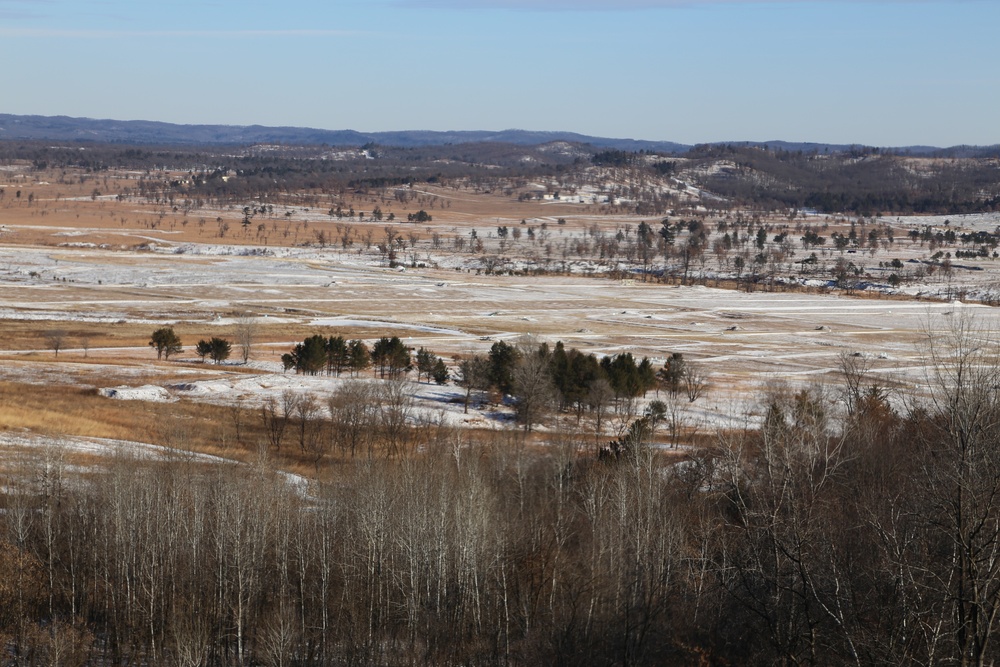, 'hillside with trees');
4,135,1000,218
